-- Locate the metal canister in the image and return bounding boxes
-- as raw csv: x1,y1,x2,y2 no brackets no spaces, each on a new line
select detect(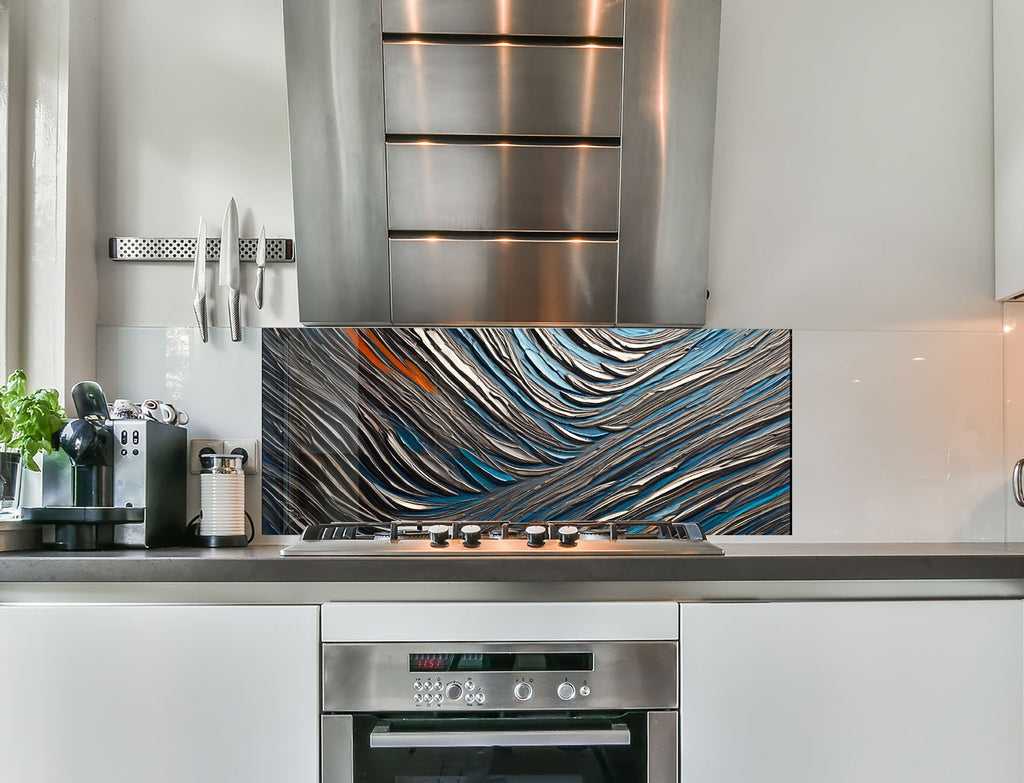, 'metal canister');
198,453,247,547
